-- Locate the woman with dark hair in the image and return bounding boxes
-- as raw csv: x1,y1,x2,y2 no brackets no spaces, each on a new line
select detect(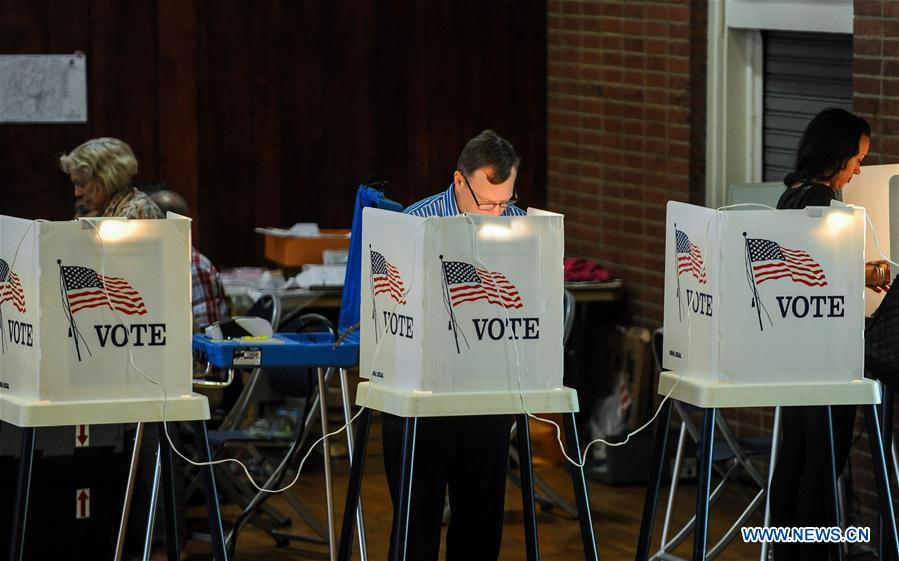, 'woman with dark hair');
777,108,888,290
780,107,869,200
770,107,888,560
